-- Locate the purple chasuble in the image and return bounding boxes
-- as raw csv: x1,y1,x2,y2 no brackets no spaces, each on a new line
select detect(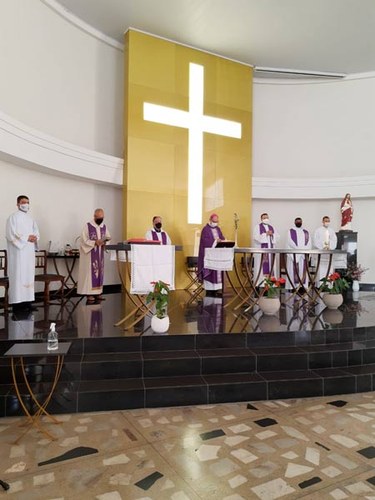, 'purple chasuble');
289,228,309,284
197,224,225,285
87,222,106,289
151,230,167,245
259,223,275,275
